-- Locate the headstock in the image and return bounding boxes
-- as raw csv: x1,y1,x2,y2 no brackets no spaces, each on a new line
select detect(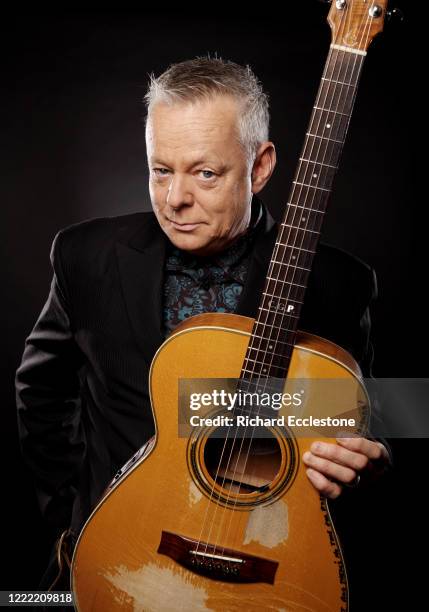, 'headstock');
327,1,389,52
